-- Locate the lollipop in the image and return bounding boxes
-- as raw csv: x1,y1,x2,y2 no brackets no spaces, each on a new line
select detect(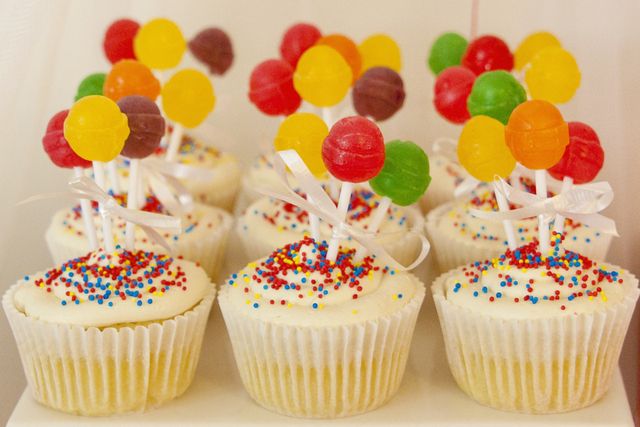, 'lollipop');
280,23,322,67
358,34,401,73
293,45,352,108
352,67,405,122
428,32,468,75
103,18,139,64
274,113,328,177
462,35,513,75
188,27,234,75
316,34,361,81
467,70,526,124
514,31,561,71
134,18,186,70
75,73,106,101
433,65,475,124
248,59,301,116
103,60,161,102
525,47,580,104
